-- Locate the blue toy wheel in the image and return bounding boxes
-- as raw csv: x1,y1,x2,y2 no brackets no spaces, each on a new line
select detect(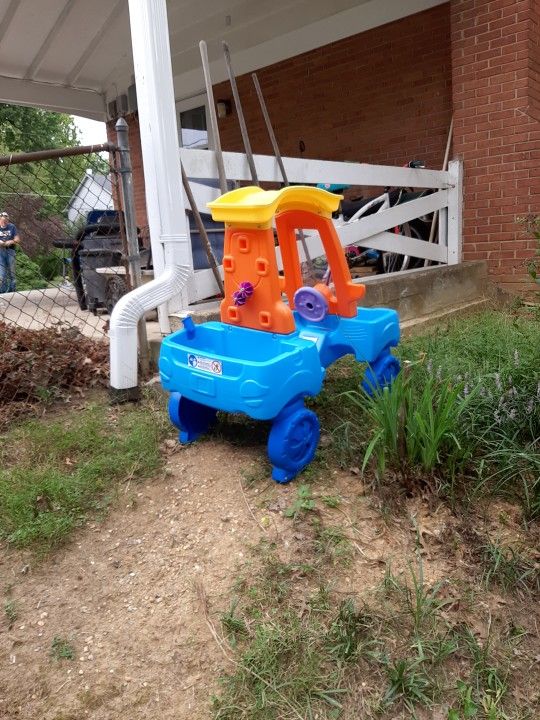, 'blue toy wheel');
361,353,401,396
168,392,217,443
267,405,320,483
